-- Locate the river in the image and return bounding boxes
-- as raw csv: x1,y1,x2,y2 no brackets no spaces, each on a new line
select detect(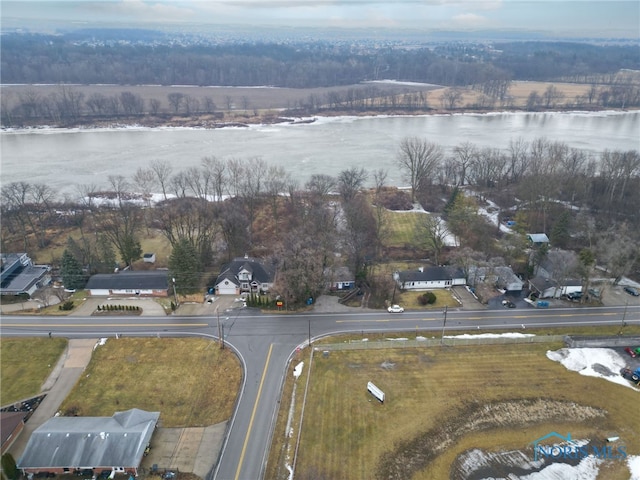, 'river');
1,110,638,199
